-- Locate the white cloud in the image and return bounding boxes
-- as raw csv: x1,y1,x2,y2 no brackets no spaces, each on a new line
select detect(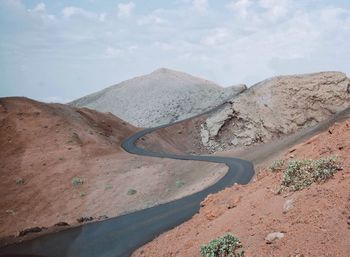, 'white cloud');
104,45,139,58
28,2,55,21
62,6,106,22
62,6,95,19
200,28,230,46
137,14,166,26
117,2,135,18
105,47,122,58
99,13,106,22
226,0,252,18
2,0,350,102
192,0,208,14
33,2,46,12
41,96,72,103
226,0,290,21
259,0,289,20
